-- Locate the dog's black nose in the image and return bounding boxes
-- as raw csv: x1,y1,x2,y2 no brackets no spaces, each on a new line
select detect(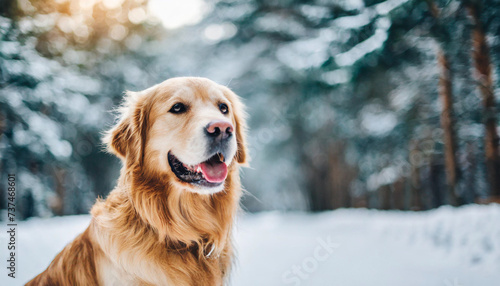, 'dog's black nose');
206,120,233,140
